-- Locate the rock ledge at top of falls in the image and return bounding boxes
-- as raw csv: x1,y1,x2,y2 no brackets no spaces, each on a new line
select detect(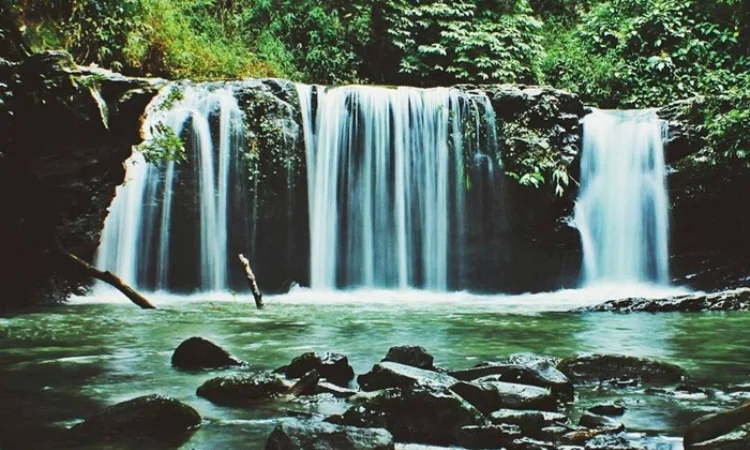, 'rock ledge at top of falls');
572,288,750,313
